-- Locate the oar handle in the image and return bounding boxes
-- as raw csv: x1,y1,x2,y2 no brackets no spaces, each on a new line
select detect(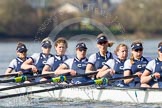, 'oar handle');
115,71,123,74
76,71,98,77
